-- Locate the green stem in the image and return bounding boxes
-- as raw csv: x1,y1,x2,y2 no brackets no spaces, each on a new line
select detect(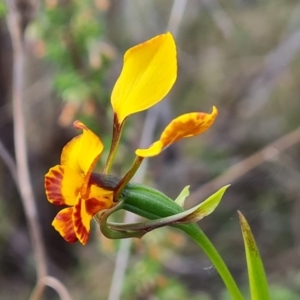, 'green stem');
104,114,124,174
114,156,144,199
176,223,244,300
